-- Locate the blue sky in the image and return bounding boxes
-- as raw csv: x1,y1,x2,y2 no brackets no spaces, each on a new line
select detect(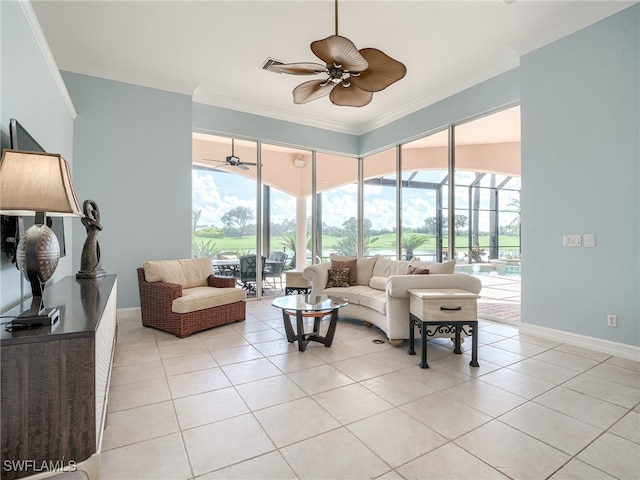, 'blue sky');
193,169,520,232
